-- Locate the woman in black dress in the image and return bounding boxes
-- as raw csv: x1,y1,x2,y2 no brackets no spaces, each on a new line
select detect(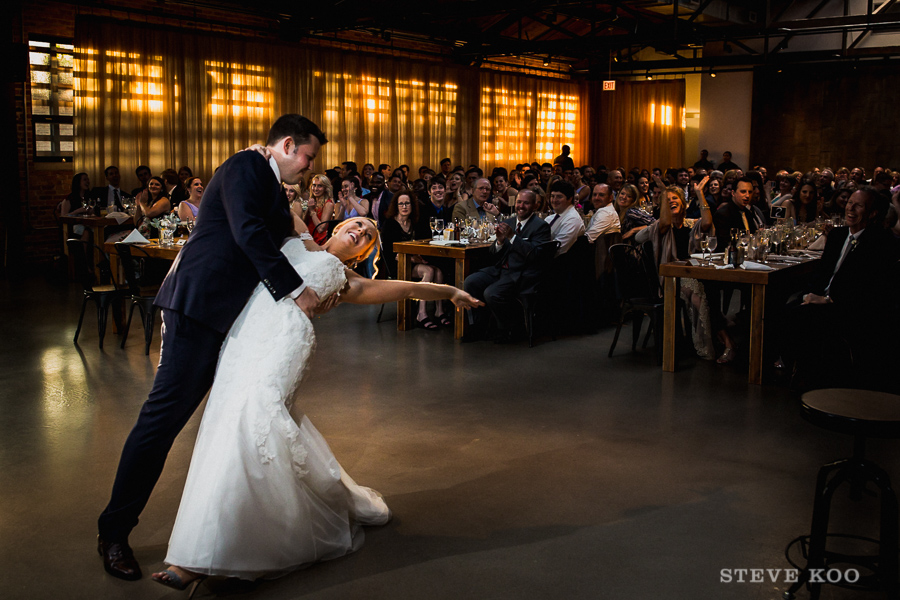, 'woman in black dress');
380,188,449,329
